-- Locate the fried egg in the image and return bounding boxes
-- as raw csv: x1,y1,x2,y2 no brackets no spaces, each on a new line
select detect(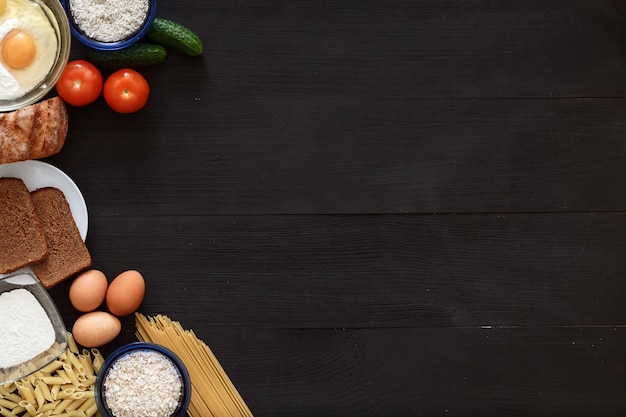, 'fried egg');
0,0,58,101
